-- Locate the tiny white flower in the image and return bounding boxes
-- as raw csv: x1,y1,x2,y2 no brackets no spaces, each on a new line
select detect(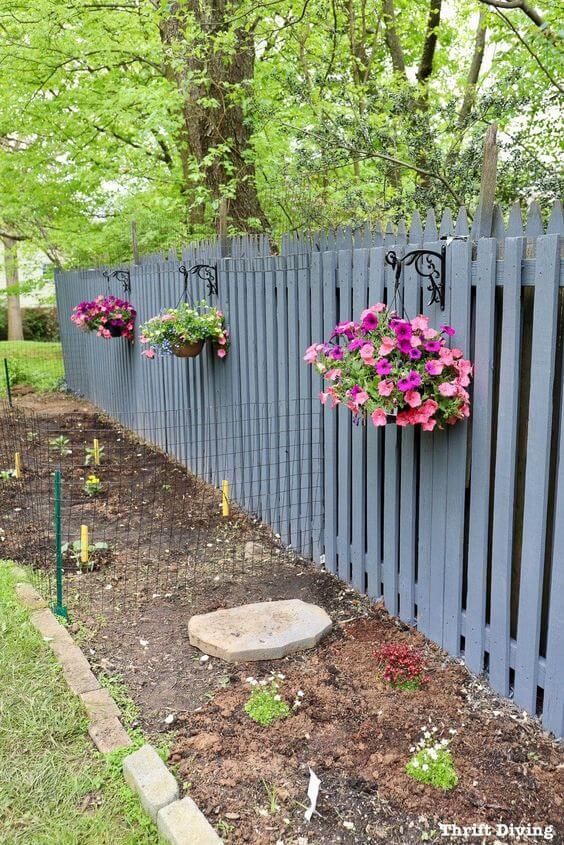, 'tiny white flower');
449,728,457,735
428,749,437,760
422,764,429,771
273,694,282,701
409,747,415,752
412,759,419,768
424,731,431,739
